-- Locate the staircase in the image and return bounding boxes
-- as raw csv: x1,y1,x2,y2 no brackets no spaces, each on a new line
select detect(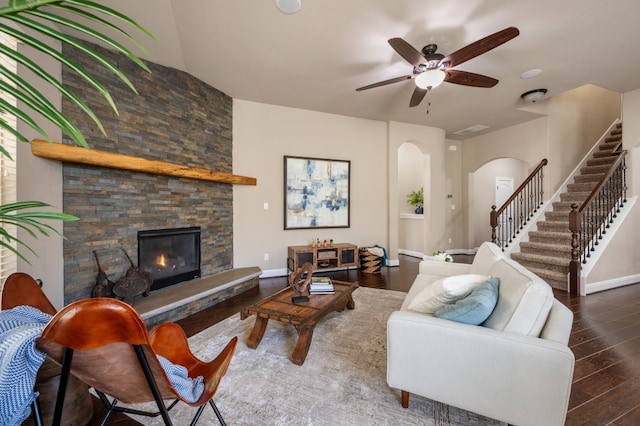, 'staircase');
510,123,622,290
